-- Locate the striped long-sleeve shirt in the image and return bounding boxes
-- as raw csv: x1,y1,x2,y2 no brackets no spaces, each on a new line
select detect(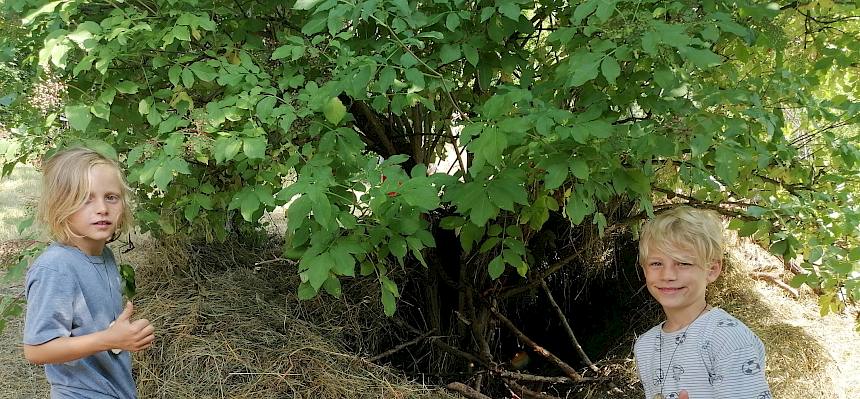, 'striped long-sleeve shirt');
634,308,772,399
